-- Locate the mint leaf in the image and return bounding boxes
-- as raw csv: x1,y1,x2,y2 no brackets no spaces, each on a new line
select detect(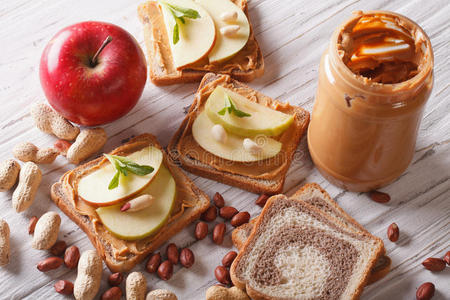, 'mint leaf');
217,94,251,118
104,154,154,189
159,1,200,44
108,171,120,190
167,4,200,19
173,22,180,44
